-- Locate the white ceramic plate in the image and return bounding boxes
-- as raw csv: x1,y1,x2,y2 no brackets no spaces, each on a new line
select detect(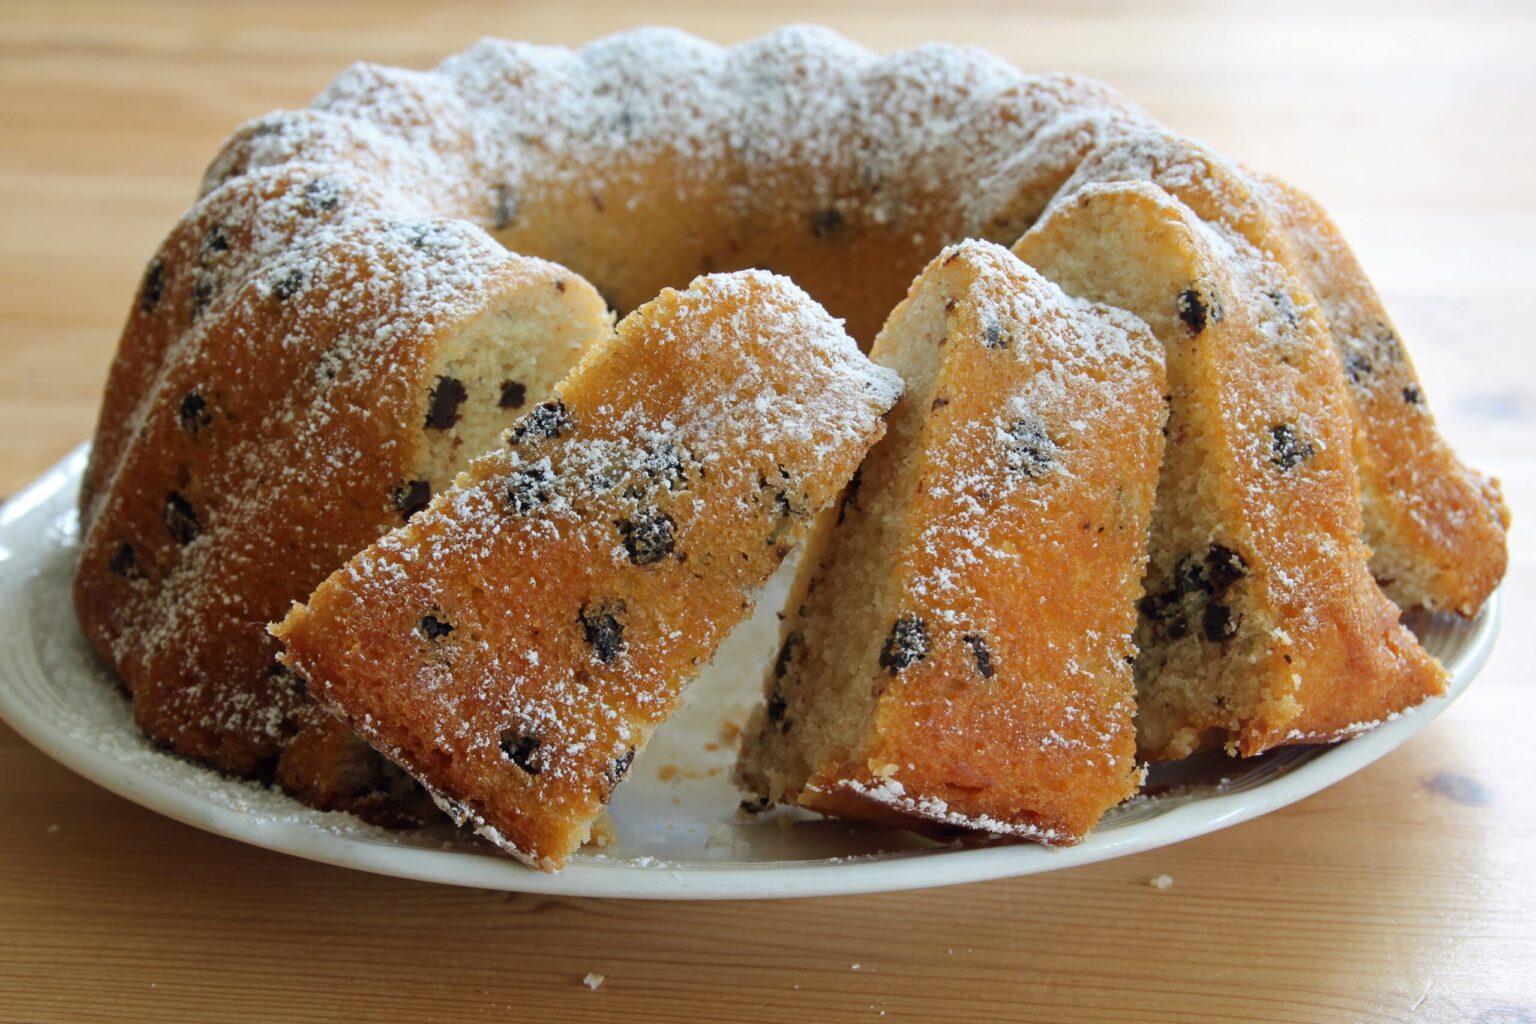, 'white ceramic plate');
0,445,1499,899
